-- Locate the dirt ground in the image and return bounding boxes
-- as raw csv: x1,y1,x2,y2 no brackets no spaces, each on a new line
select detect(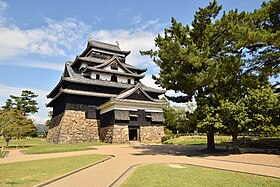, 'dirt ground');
1,143,279,187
